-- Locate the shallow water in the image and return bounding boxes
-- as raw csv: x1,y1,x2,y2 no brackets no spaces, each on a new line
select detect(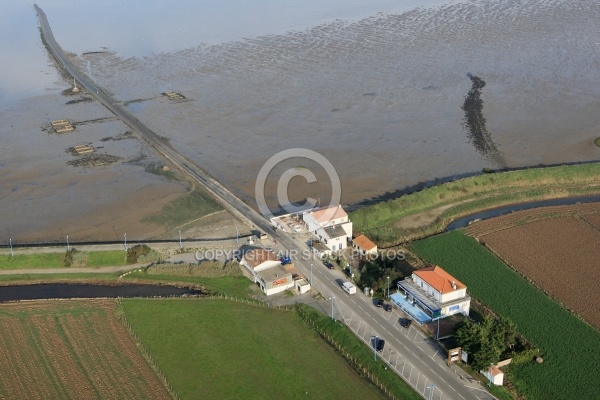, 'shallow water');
74,0,600,207
0,283,202,302
2,0,600,240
